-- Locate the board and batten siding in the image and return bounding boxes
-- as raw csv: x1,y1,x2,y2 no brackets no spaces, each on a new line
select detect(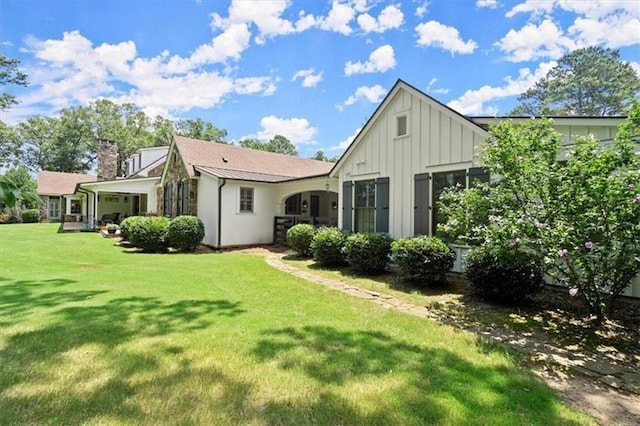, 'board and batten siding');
337,85,487,239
